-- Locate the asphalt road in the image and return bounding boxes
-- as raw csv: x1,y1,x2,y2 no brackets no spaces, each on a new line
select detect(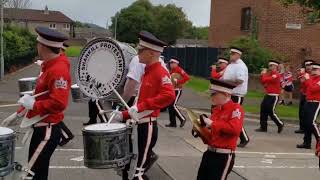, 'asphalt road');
0,57,319,180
